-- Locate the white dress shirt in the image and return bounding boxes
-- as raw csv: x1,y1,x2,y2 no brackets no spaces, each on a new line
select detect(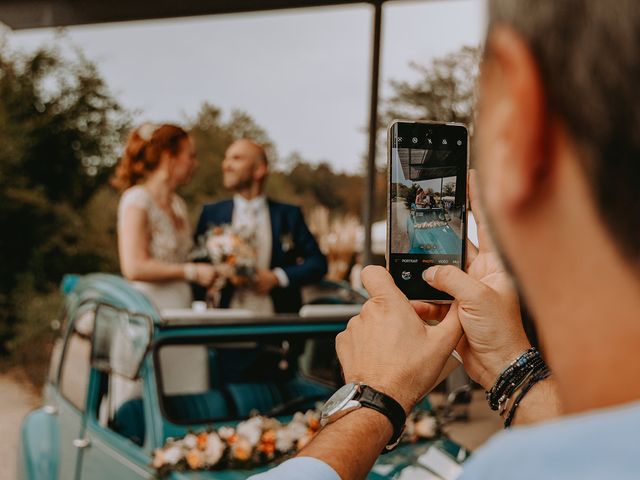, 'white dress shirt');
230,194,289,314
